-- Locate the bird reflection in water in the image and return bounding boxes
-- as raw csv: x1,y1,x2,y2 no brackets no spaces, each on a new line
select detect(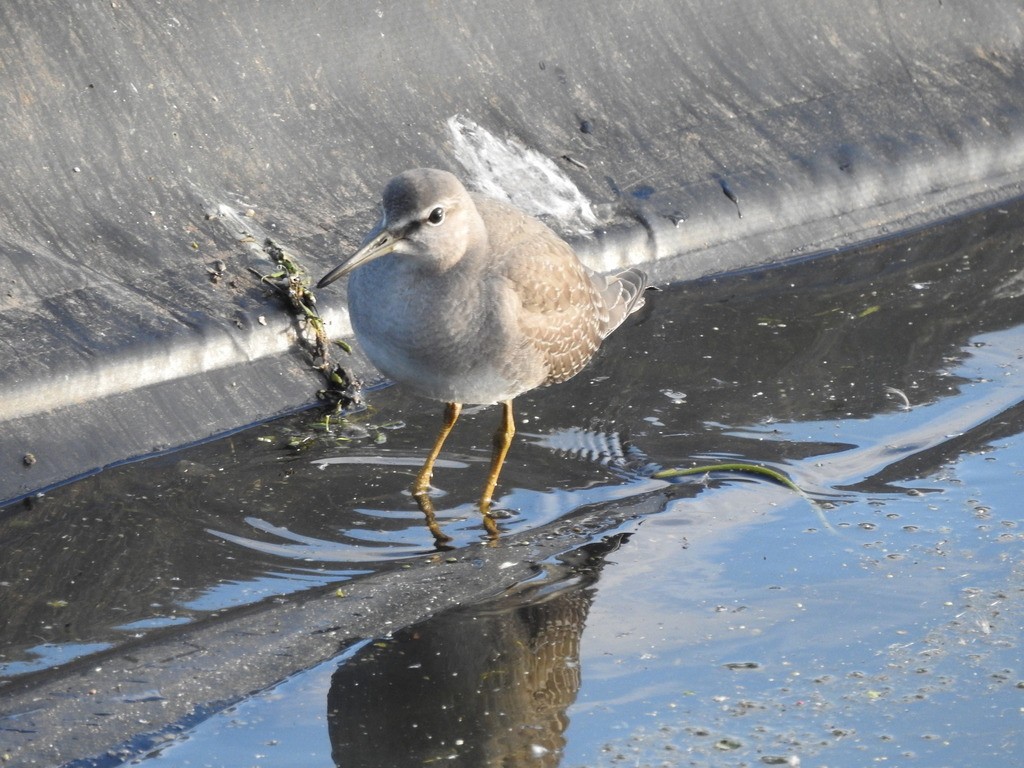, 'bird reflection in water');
327,534,628,766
